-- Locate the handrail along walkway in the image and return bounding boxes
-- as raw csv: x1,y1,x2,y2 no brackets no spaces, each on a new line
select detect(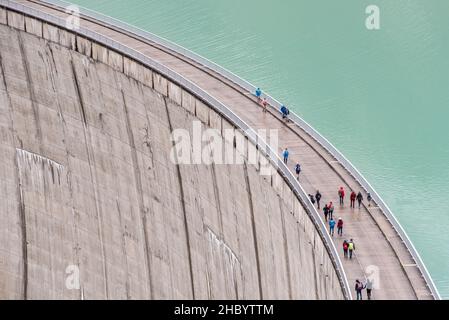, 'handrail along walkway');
0,0,353,299
38,0,440,300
